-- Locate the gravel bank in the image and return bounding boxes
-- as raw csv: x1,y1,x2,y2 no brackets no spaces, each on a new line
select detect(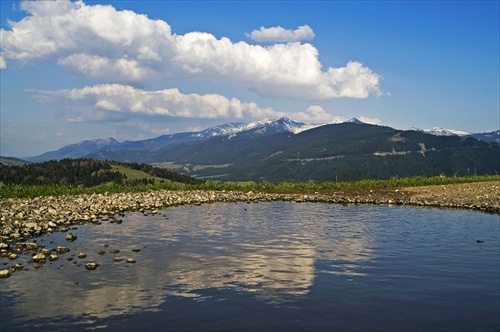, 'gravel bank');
1,181,498,269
